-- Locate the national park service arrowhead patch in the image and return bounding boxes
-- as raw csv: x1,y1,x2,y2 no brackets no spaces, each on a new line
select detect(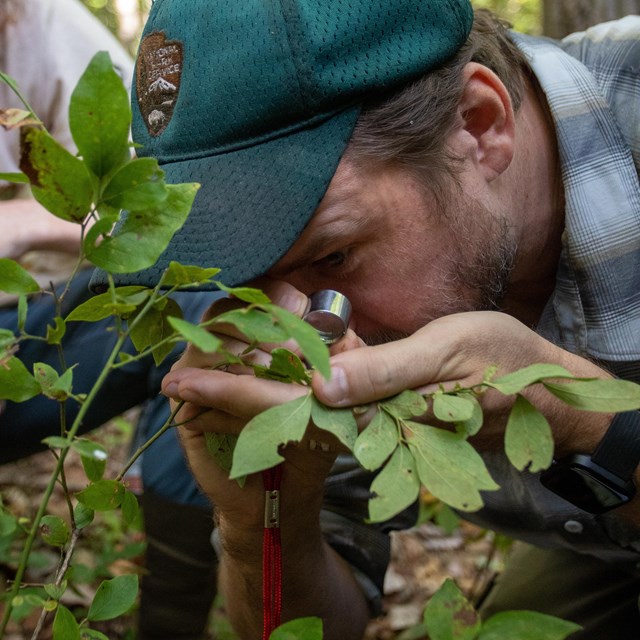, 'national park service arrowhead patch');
136,32,183,137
